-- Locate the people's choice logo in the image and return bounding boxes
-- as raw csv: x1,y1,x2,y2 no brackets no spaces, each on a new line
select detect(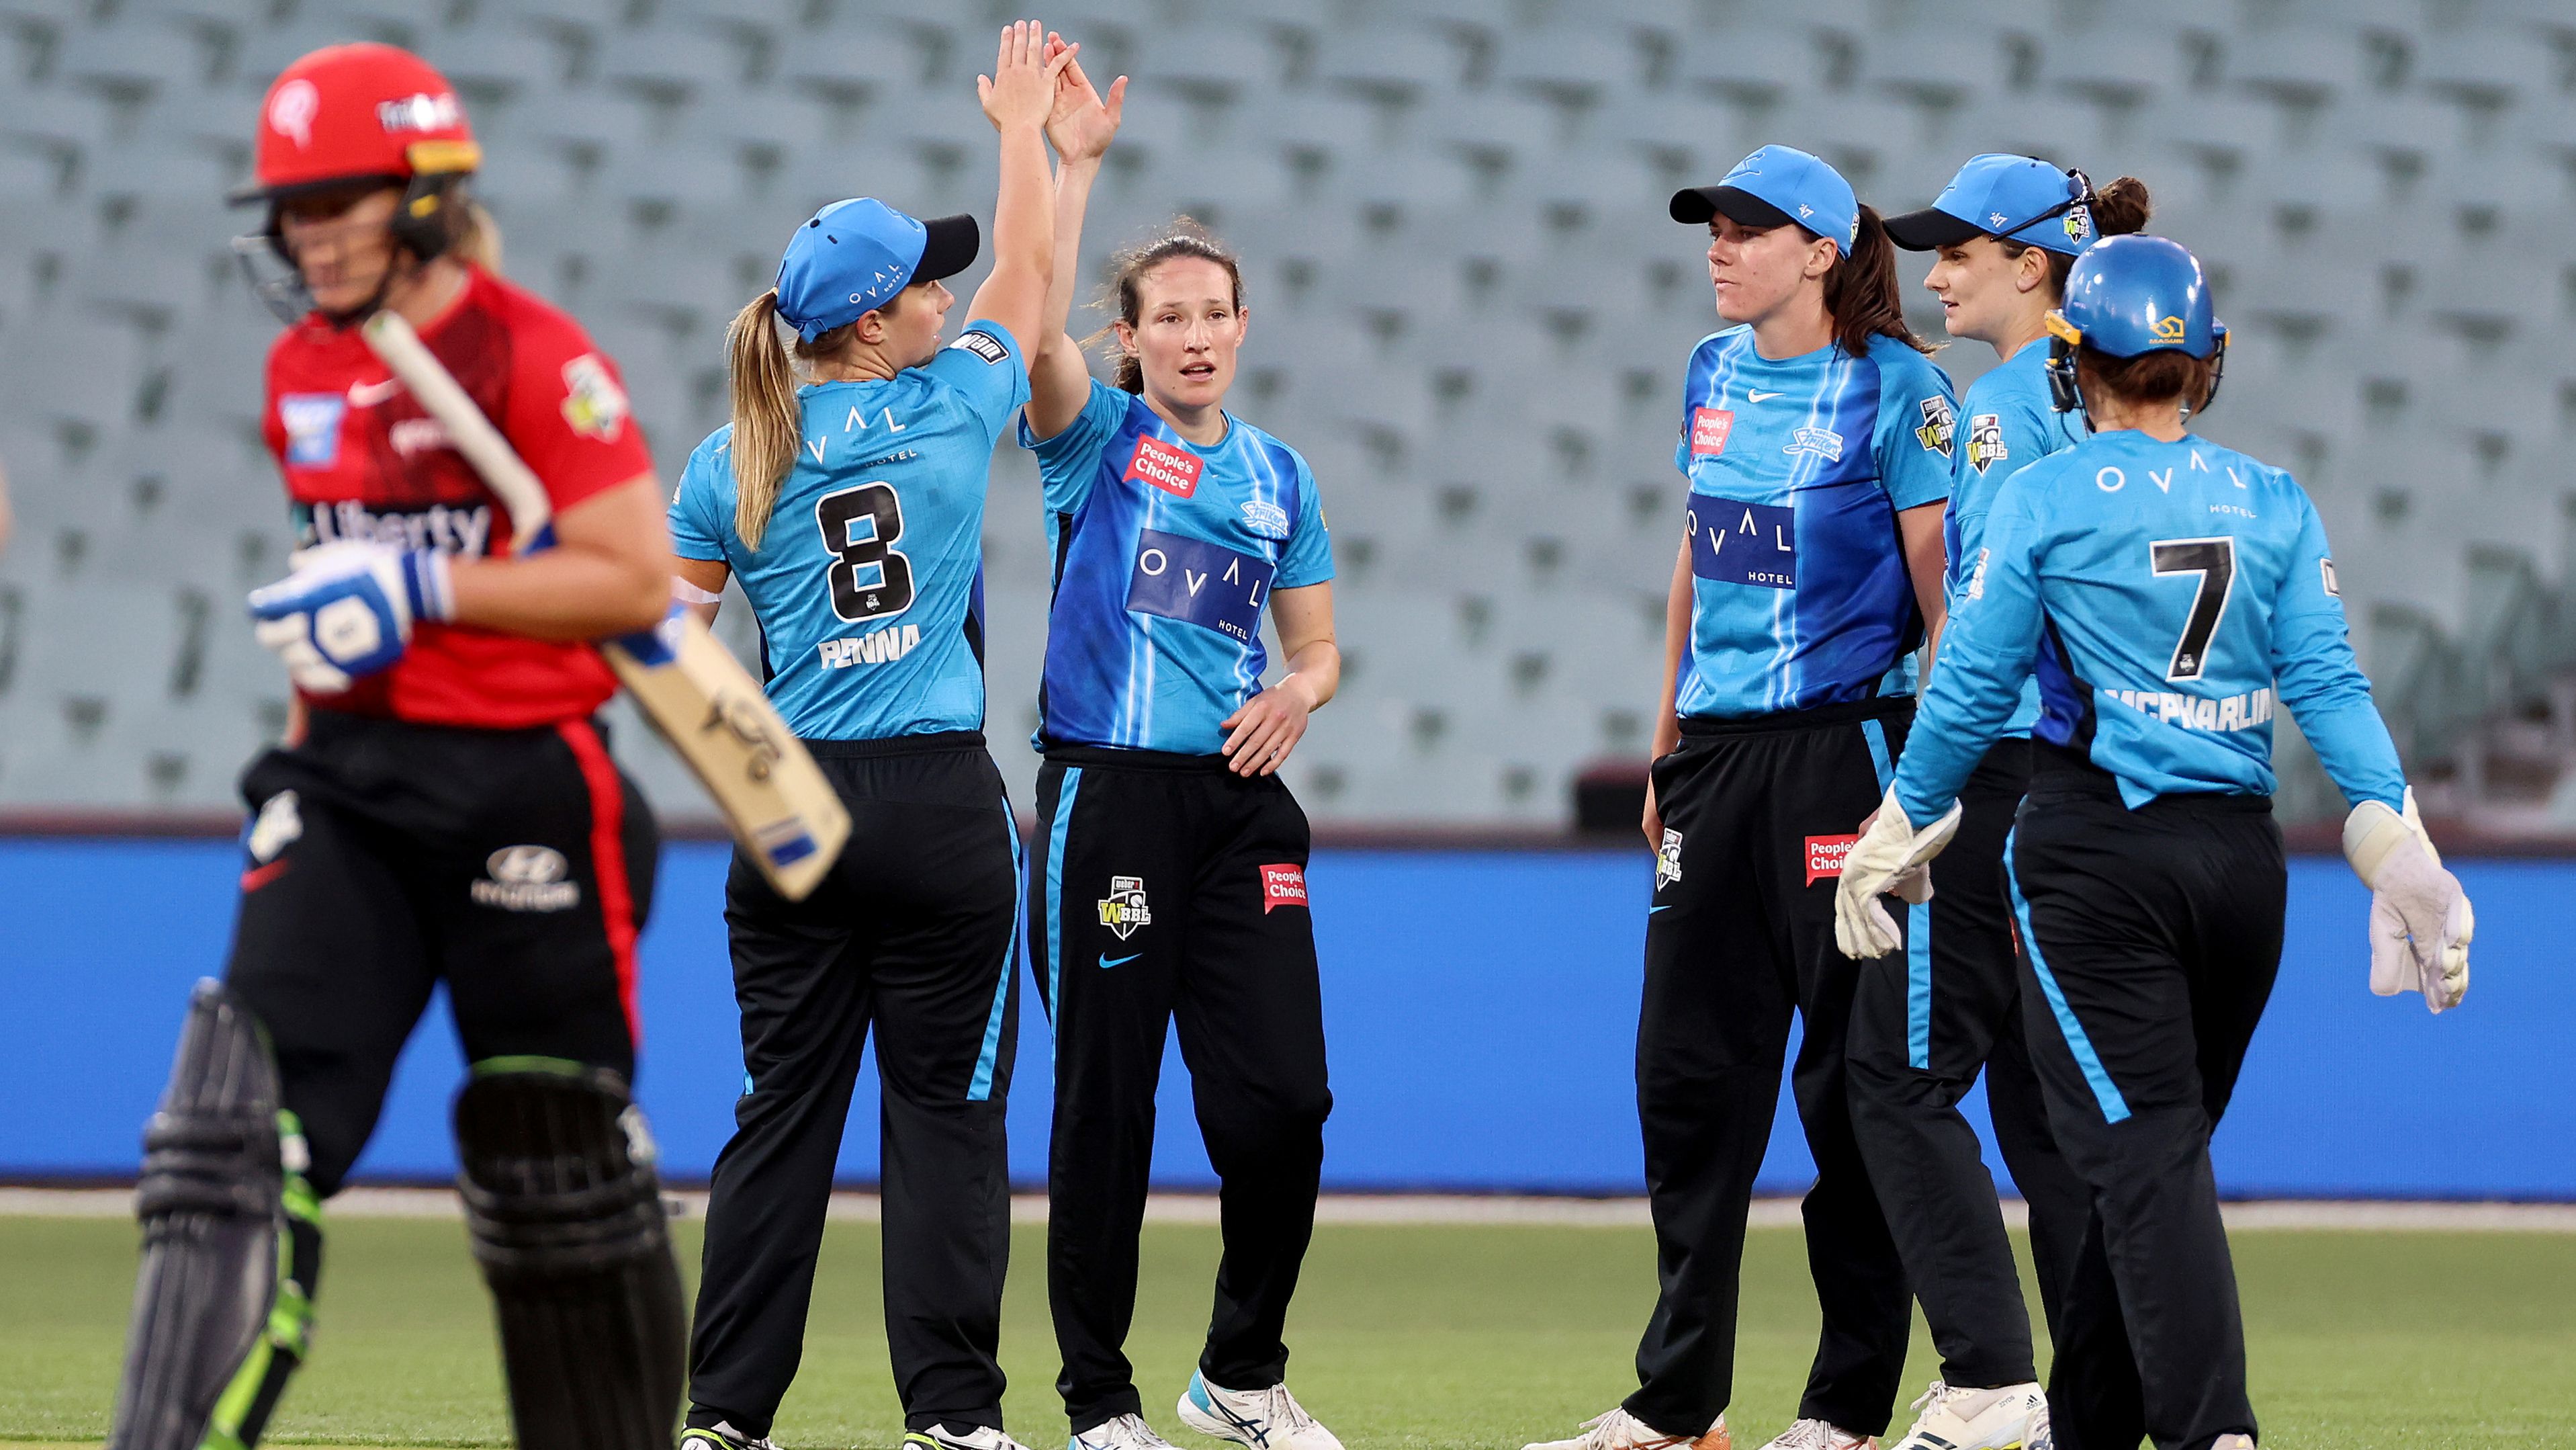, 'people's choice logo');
1124,434,1202,497
268,79,319,148
1806,834,1860,886
1259,863,1308,914
1690,407,1734,457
